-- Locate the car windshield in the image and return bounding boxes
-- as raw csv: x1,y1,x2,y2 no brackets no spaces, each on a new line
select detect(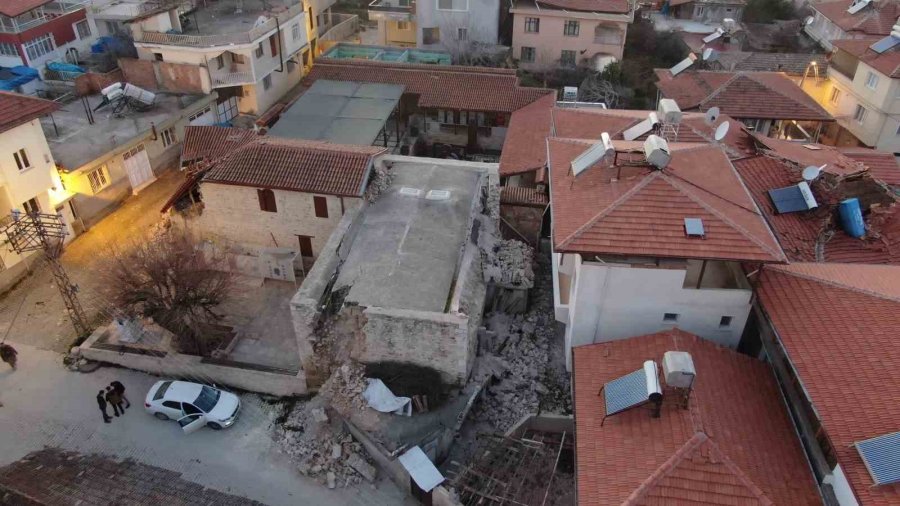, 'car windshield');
153,381,172,401
193,386,221,413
